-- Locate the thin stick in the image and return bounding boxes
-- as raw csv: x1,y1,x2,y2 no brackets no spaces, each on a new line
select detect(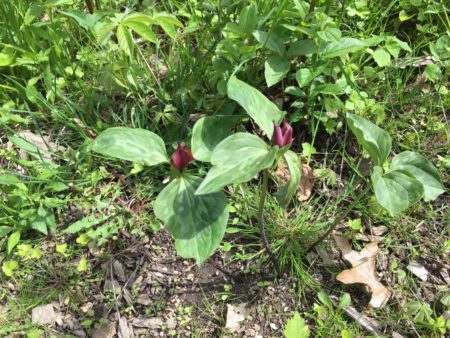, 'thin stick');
258,169,281,274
